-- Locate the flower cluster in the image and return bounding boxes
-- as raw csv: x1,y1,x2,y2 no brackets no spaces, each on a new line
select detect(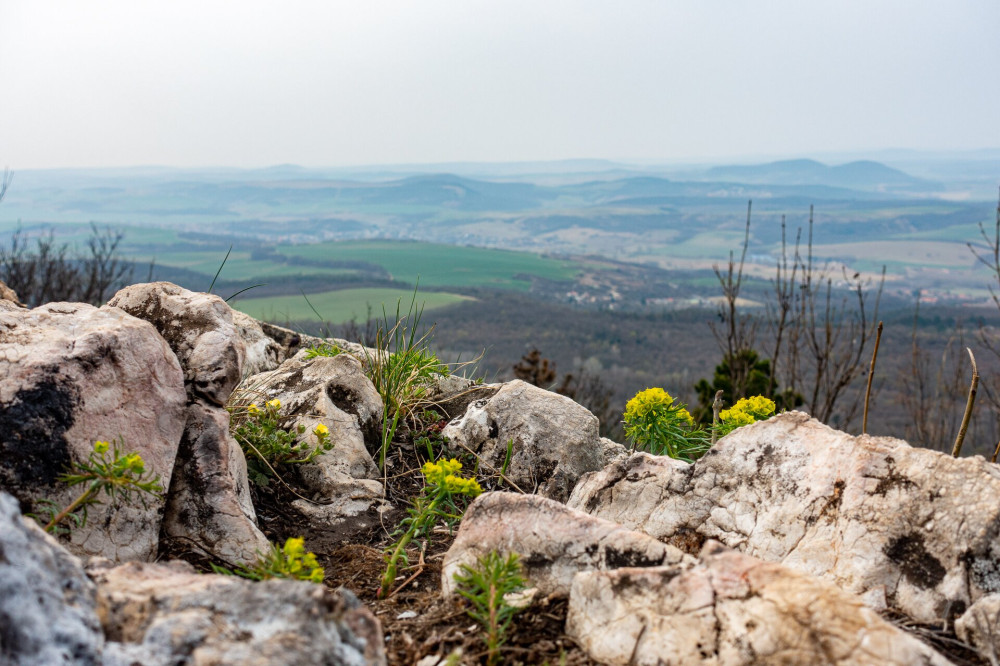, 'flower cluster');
280,537,325,583
717,396,776,437
213,536,324,584
422,458,483,497
623,388,707,461
231,398,334,486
